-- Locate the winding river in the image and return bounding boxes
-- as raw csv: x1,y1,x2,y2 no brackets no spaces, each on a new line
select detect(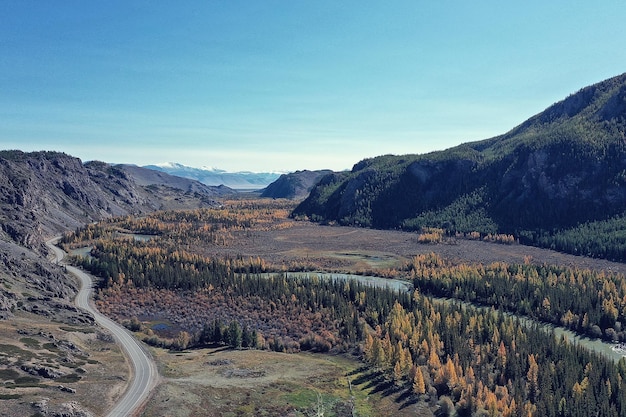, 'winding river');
283,271,626,363
64,245,625,366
